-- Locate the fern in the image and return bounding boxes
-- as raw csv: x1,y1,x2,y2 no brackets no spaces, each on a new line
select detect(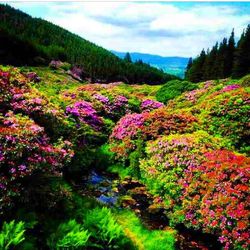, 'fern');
84,207,129,249
47,219,90,250
0,220,25,250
